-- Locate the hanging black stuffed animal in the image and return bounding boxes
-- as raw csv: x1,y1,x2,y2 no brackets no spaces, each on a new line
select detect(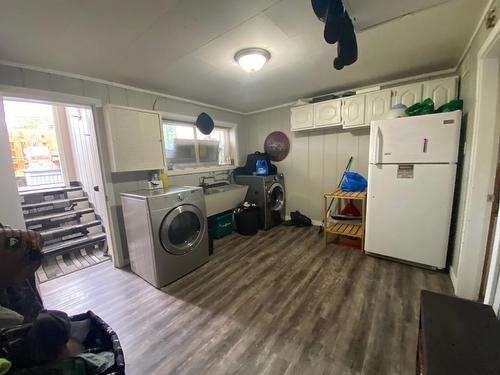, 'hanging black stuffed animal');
311,0,358,70
323,0,344,45
333,11,357,70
